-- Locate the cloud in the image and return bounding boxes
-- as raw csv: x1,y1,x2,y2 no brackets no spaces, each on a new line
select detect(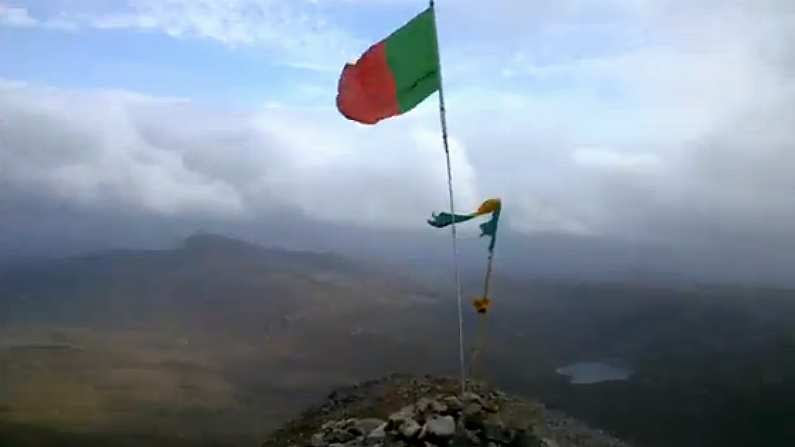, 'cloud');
0,83,245,218
3,0,795,283
572,147,660,172
0,81,479,231
0,3,36,26
1,0,365,70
